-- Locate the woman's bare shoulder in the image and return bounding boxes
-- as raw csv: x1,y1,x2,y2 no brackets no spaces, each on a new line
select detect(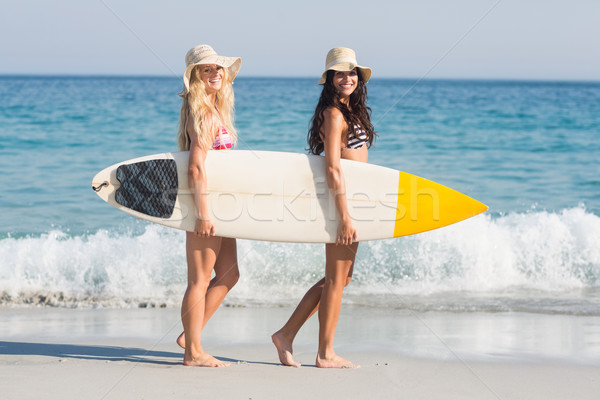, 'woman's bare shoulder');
323,106,344,120
322,107,346,131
